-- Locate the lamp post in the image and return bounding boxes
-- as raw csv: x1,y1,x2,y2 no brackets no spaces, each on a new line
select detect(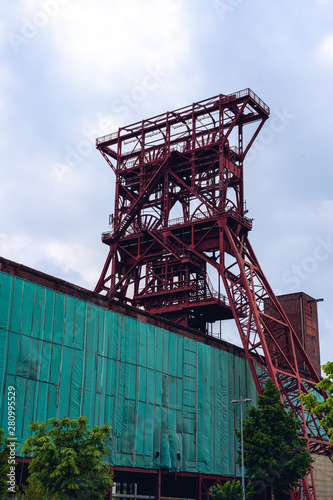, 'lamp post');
232,395,251,500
